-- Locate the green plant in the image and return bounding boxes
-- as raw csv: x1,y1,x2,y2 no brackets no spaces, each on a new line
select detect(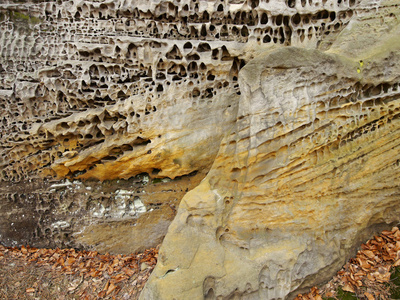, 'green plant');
335,287,358,300
390,266,400,299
